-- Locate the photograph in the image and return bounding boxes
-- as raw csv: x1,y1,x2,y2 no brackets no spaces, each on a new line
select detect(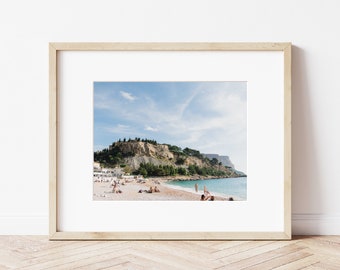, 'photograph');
93,81,247,201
